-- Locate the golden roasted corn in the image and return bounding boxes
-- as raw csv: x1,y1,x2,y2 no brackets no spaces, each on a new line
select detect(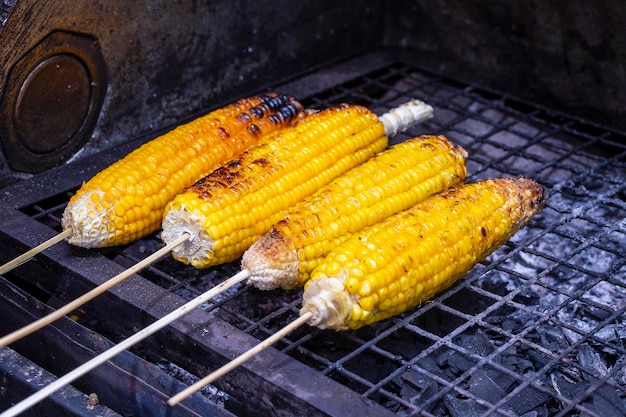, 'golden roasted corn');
243,135,467,291
161,100,434,268
301,177,545,330
62,94,302,248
